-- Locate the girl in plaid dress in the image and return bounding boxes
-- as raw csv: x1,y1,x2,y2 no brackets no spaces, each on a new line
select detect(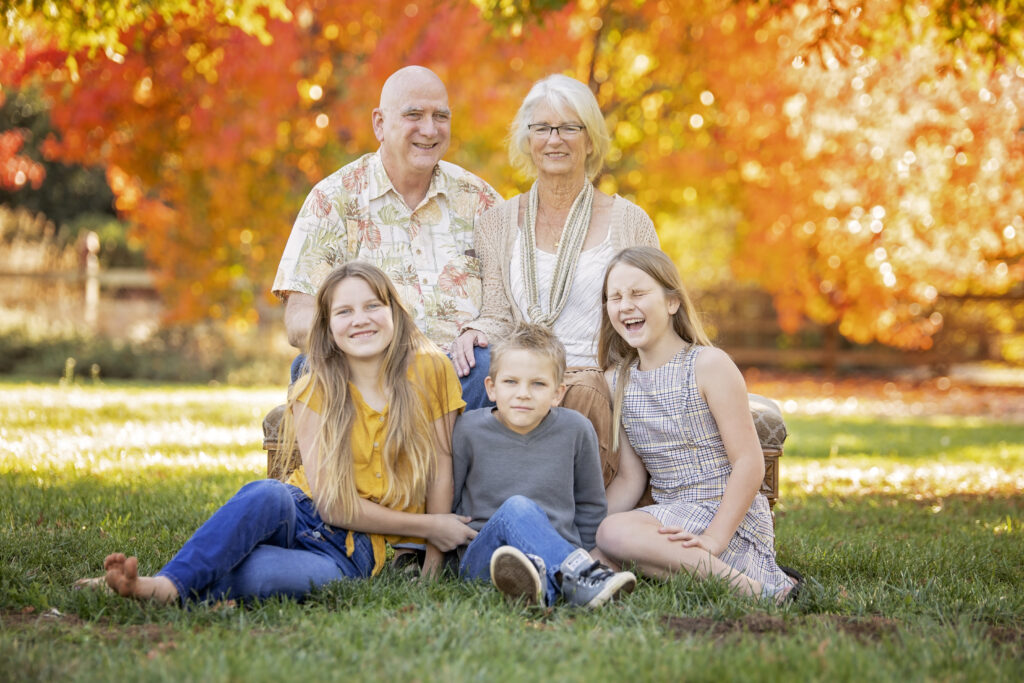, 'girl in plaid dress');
594,247,800,602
